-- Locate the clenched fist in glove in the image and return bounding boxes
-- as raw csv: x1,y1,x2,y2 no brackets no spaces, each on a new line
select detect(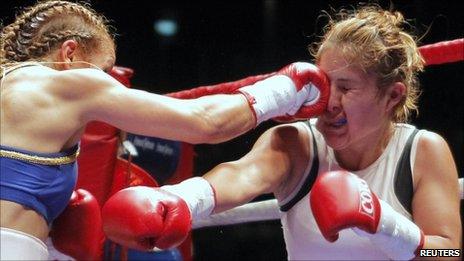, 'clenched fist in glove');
102,177,215,251
238,62,329,124
310,170,424,260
